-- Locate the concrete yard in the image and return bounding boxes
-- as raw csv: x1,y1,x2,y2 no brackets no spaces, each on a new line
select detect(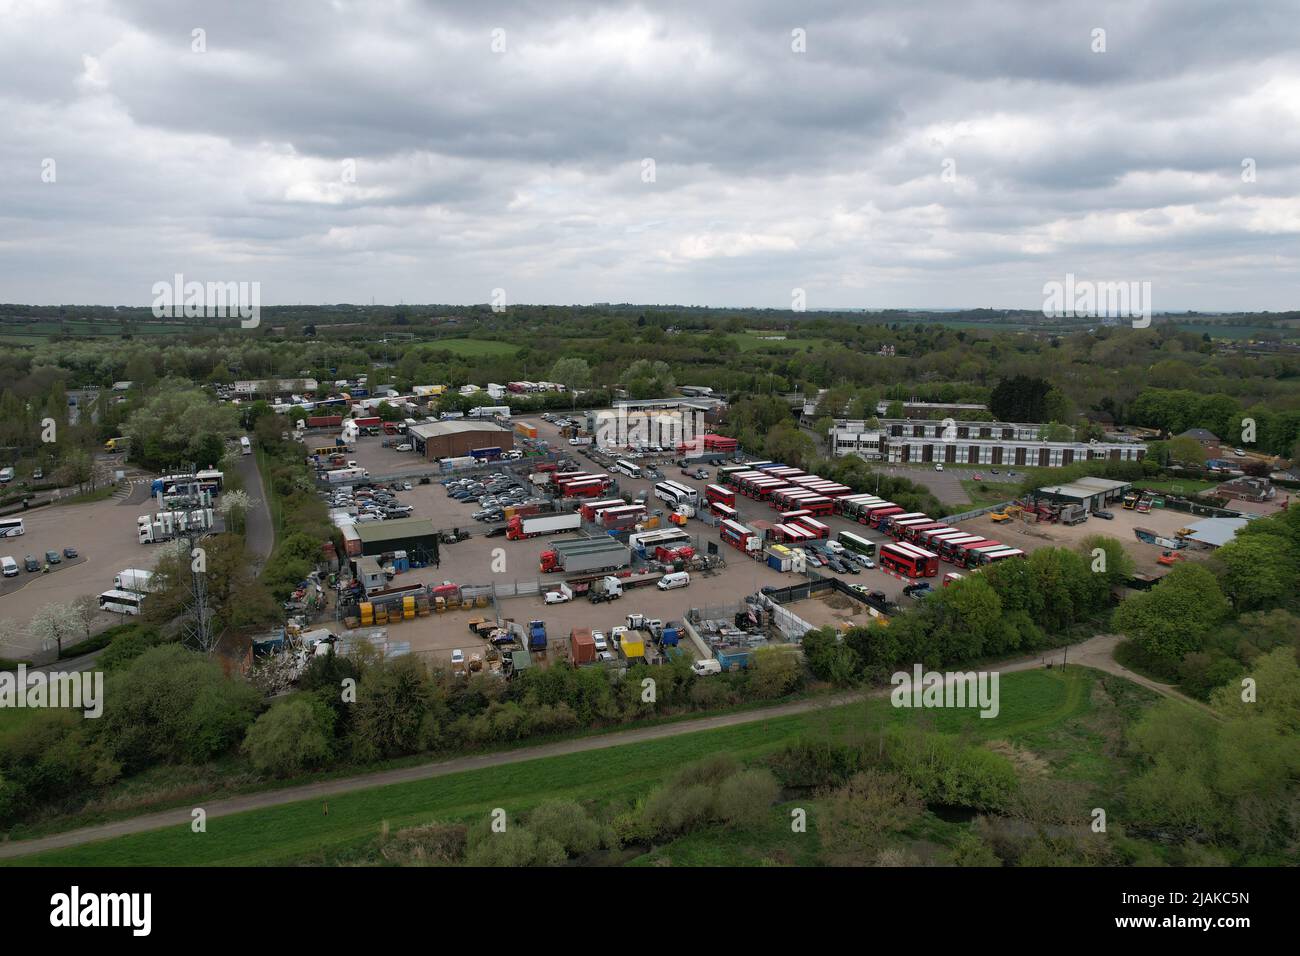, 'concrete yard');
0,491,163,656
331,414,925,668
958,504,1209,576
